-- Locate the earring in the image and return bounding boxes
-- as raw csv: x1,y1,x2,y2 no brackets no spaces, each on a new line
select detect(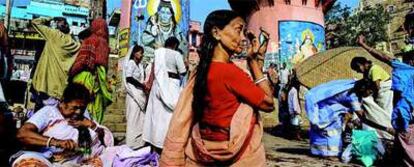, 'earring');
212,28,220,41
